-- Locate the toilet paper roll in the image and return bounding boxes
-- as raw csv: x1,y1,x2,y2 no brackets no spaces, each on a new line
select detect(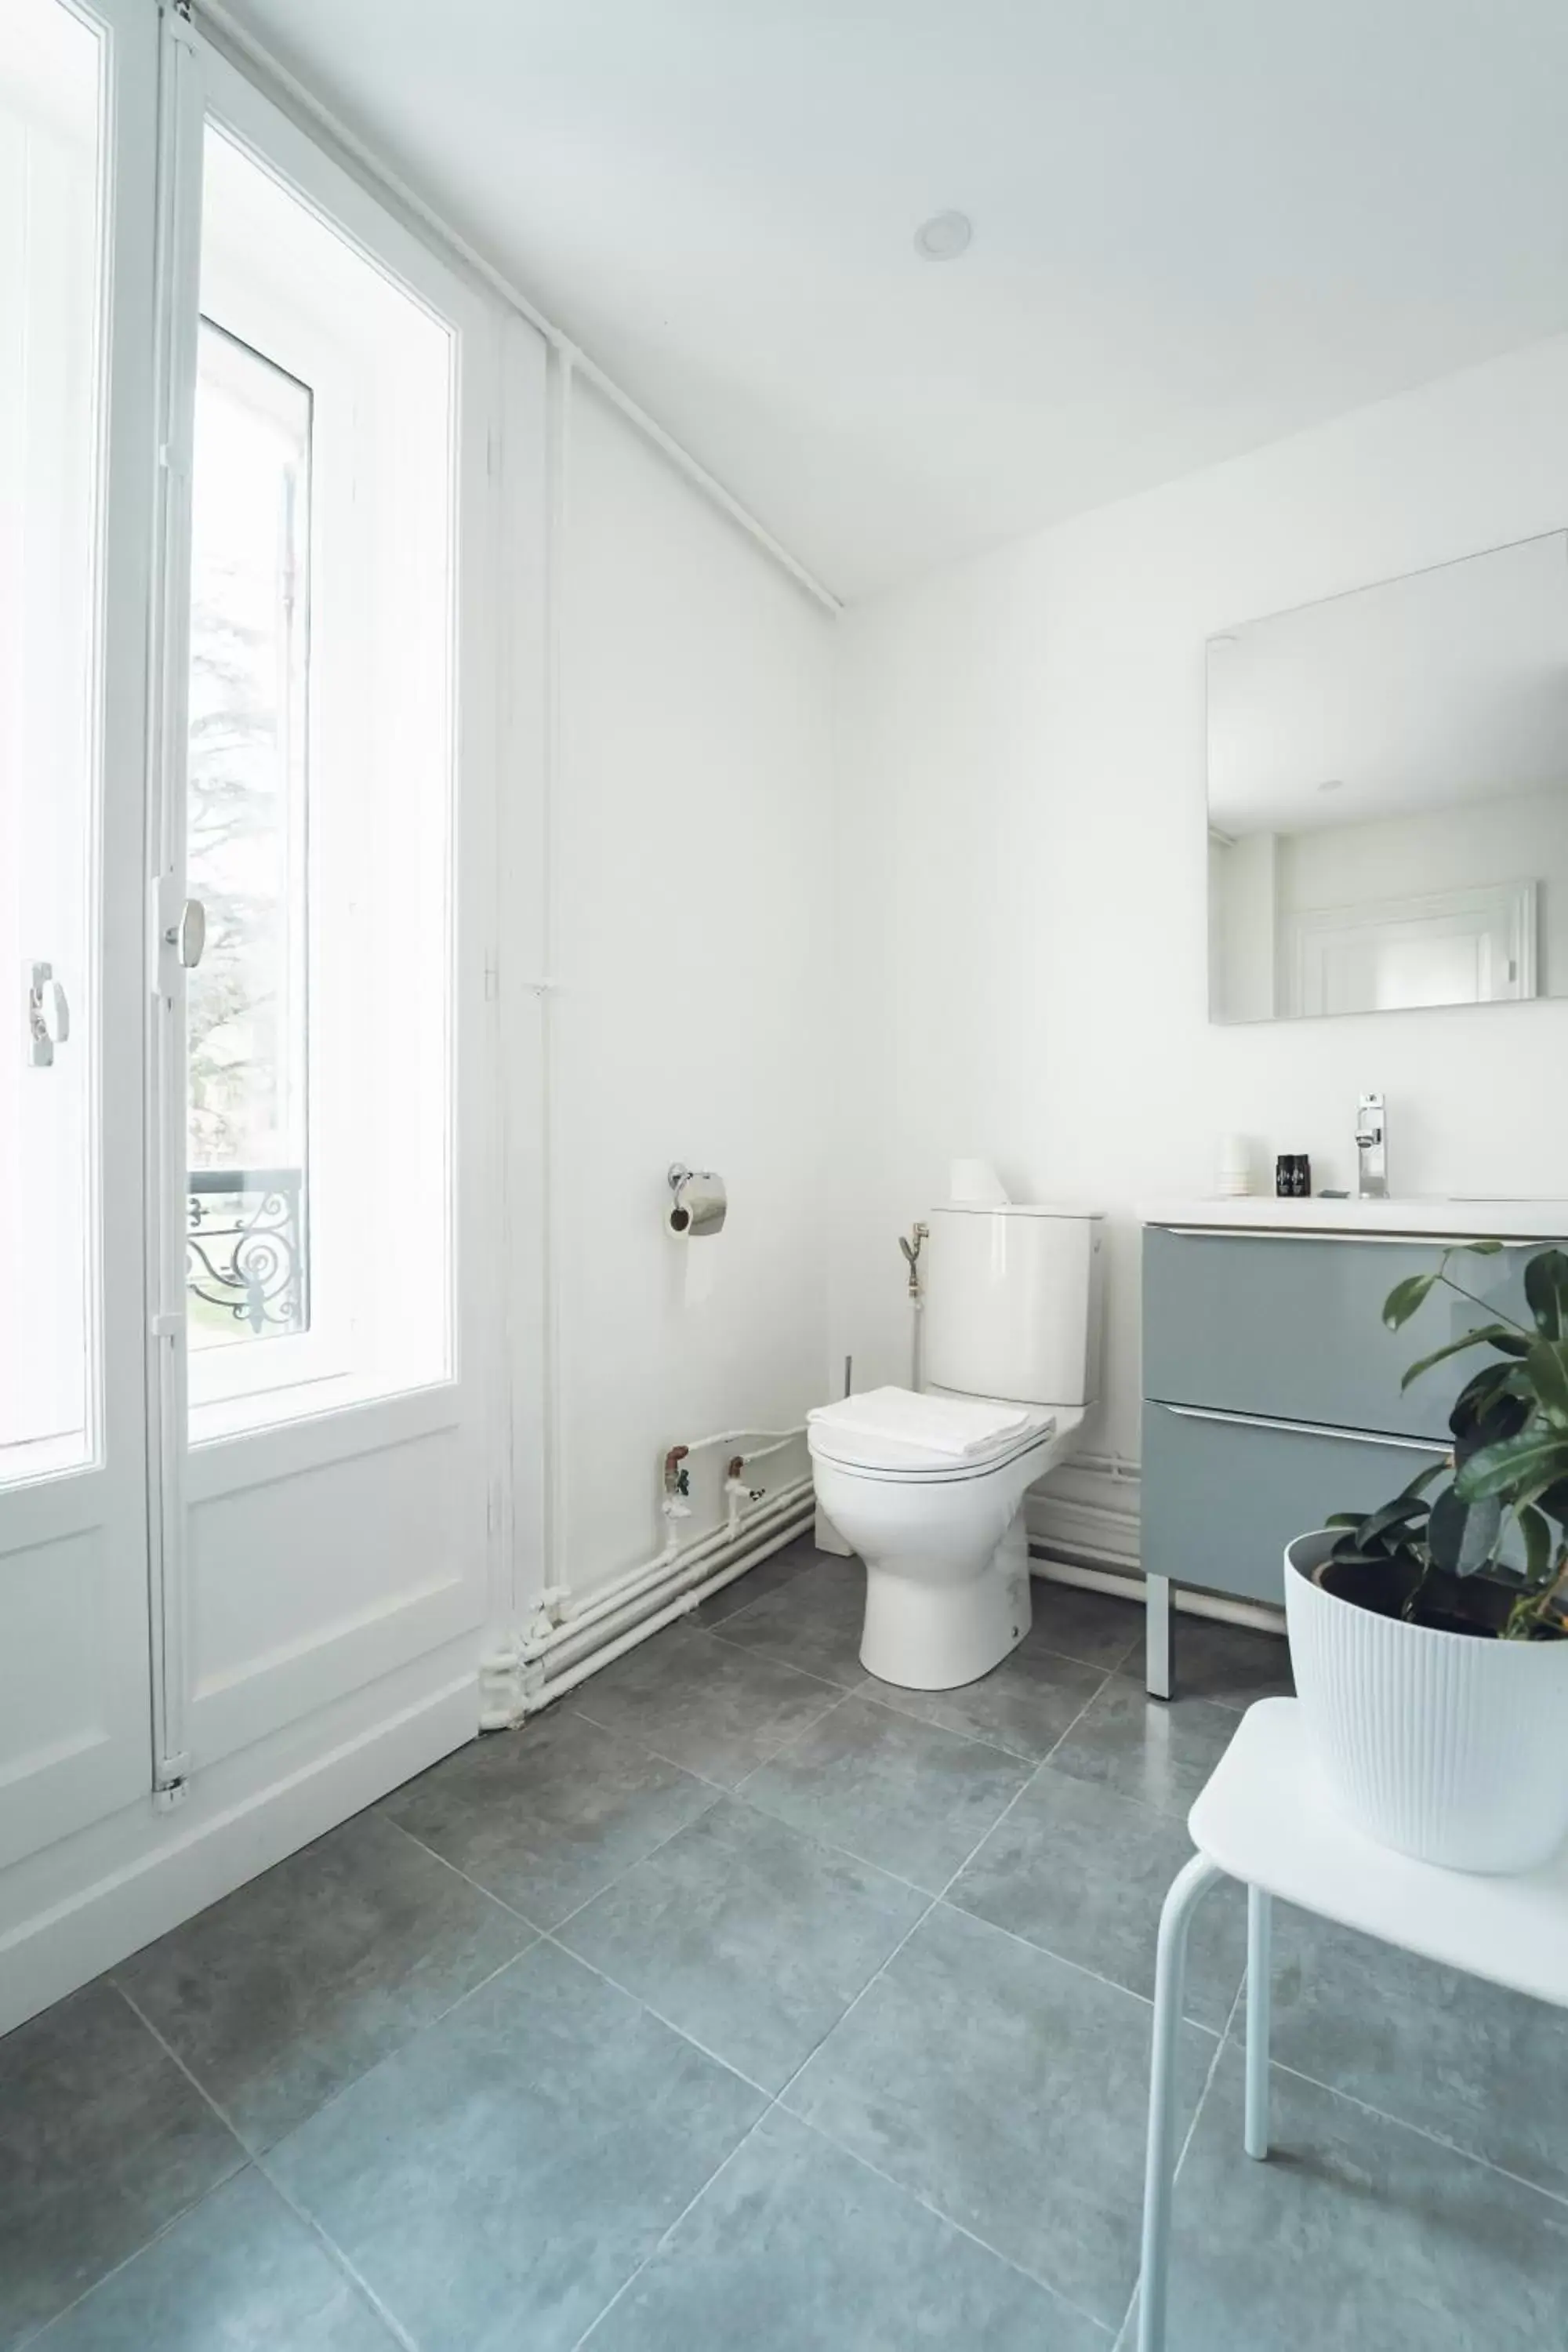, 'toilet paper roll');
949,1157,1010,1206
668,1167,727,1236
